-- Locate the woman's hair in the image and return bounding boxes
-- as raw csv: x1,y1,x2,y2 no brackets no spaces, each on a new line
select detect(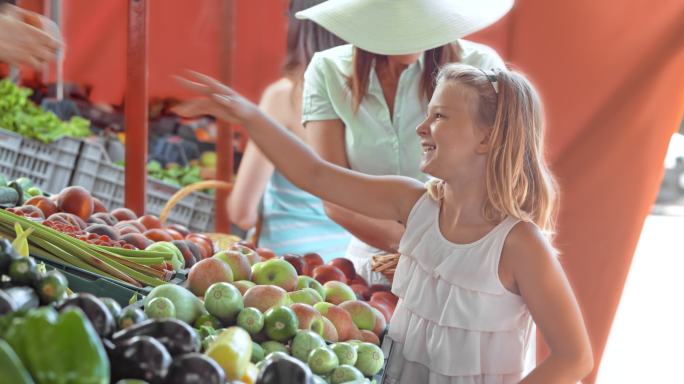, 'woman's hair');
426,63,559,233
283,0,346,80
348,45,461,112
